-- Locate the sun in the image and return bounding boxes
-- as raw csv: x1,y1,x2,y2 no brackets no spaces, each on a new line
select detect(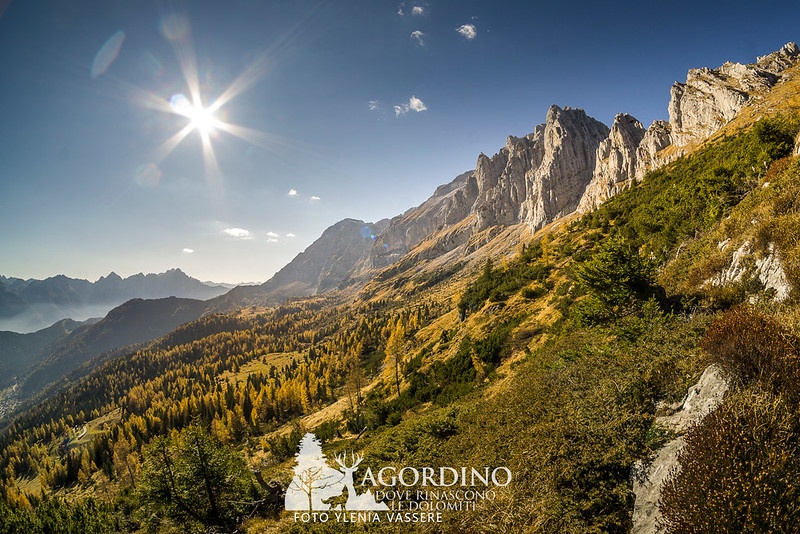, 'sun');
169,93,220,136
187,104,218,135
